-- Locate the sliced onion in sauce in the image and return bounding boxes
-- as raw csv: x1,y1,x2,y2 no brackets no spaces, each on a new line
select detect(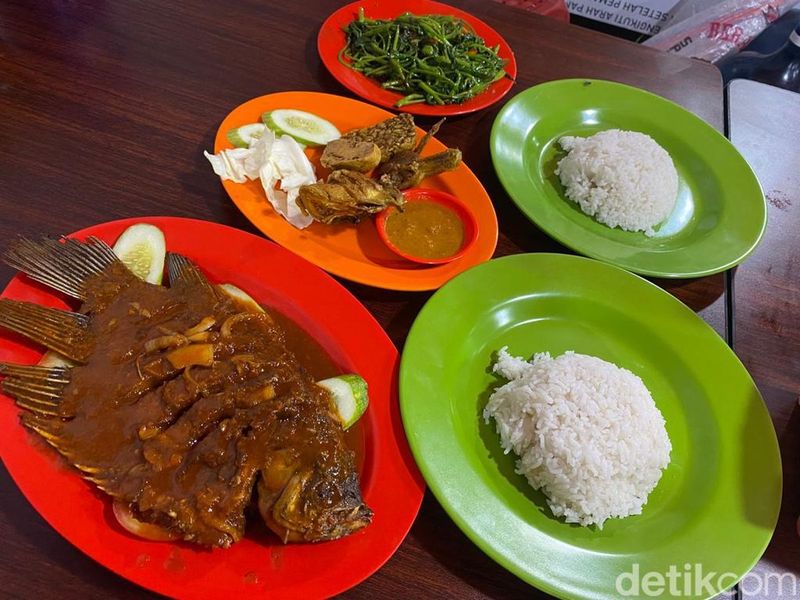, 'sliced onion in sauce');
112,500,179,542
